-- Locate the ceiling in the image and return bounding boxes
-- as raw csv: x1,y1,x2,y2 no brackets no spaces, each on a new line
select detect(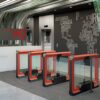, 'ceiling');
0,0,94,29
0,0,93,13
0,0,61,12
